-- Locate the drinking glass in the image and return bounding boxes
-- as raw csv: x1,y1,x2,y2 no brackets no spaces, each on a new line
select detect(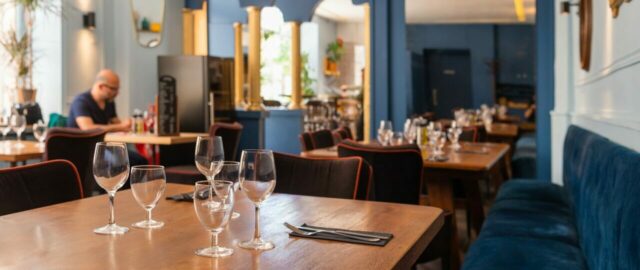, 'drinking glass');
448,127,462,151
377,120,393,146
194,136,225,180
0,114,11,144
130,165,166,229
214,161,241,219
238,149,276,251
10,114,26,148
194,180,235,257
404,118,417,144
391,131,404,146
32,121,48,147
93,142,130,235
